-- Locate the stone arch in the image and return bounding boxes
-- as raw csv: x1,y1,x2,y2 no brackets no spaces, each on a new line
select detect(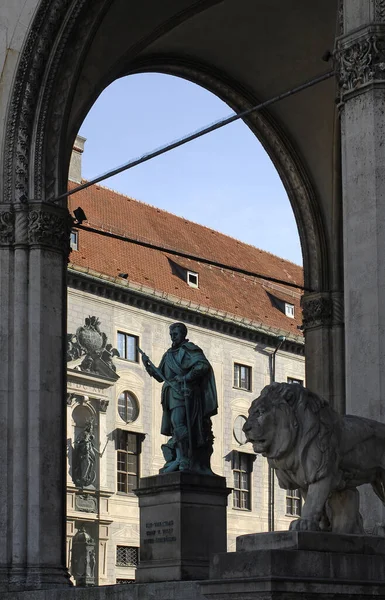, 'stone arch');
0,0,343,590
3,0,327,294
127,57,328,293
